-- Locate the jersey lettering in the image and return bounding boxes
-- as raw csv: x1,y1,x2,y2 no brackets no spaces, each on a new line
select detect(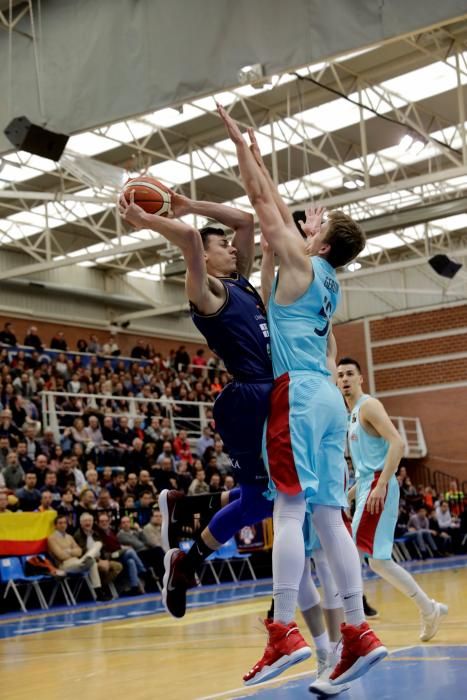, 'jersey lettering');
314,296,332,337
